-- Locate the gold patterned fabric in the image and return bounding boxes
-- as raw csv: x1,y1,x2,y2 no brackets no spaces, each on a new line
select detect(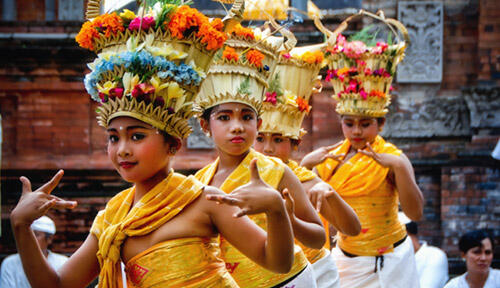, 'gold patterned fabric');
125,237,238,288
287,160,330,263
195,149,309,287
90,172,204,288
315,136,406,256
